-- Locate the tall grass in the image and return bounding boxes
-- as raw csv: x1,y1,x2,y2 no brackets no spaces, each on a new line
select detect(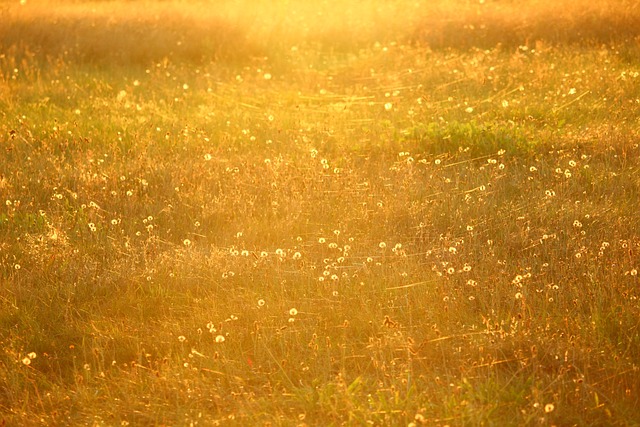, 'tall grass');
1,0,639,425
